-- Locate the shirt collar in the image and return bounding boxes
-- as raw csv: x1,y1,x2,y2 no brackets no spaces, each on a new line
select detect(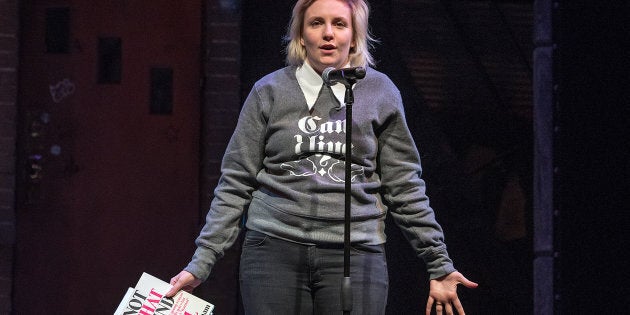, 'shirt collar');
296,61,351,110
